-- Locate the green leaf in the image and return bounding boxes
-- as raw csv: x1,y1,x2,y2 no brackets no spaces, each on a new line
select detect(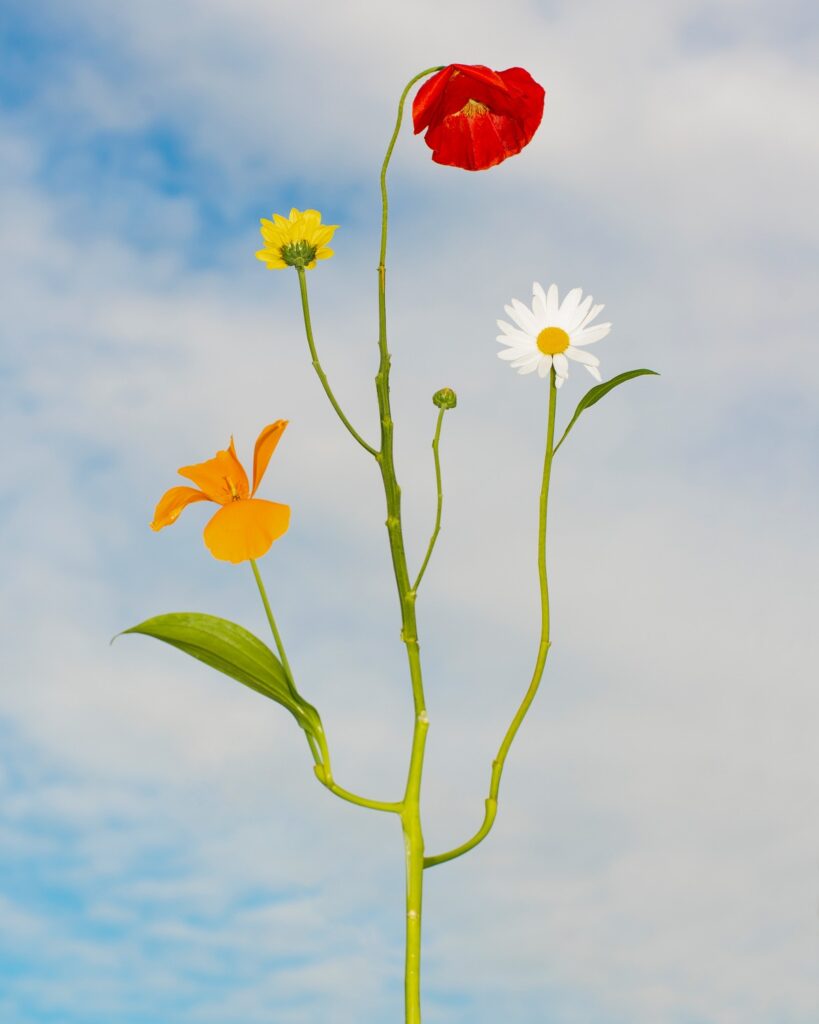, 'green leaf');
116,613,321,737
554,369,659,453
